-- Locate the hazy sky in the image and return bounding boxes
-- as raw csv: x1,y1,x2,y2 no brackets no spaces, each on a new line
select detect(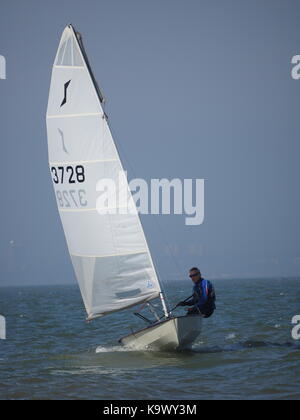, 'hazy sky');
0,0,300,286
